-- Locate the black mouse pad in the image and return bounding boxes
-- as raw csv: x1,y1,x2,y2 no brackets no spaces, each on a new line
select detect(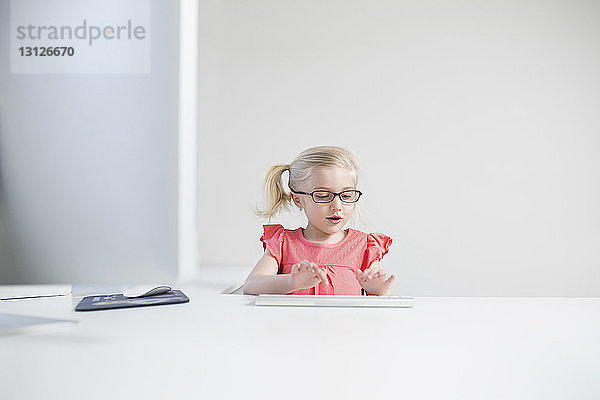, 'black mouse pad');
75,290,189,312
